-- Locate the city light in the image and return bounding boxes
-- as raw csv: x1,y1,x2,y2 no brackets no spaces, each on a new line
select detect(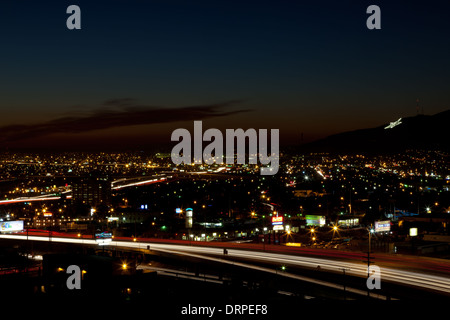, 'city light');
0,147,448,303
